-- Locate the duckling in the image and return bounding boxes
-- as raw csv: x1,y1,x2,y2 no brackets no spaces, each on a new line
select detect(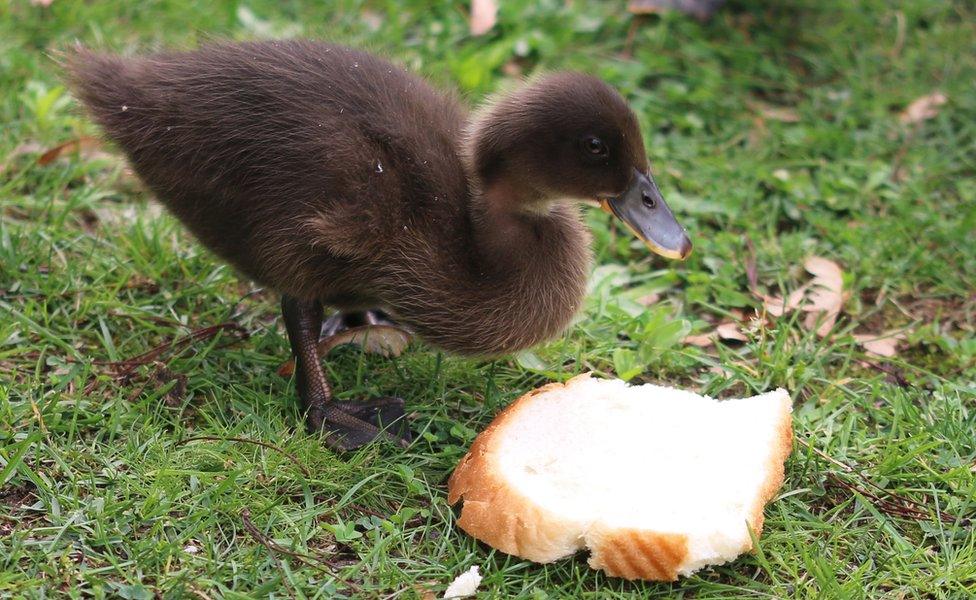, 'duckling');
66,40,691,450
